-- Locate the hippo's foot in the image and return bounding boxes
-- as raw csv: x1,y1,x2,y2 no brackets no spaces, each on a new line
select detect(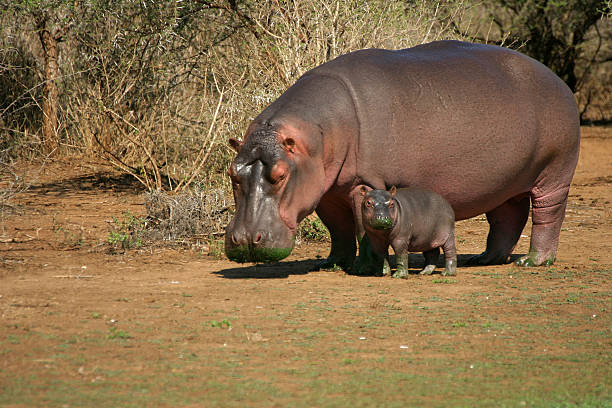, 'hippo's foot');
467,251,511,266
392,267,410,279
352,256,383,276
352,235,385,276
392,253,410,278
418,265,436,275
382,258,391,276
315,255,354,272
515,251,555,267
442,259,457,276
